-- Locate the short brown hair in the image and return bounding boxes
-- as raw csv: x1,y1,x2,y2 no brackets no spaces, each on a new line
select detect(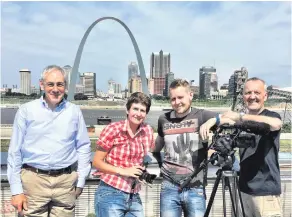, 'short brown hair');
126,92,151,114
169,79,191,91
